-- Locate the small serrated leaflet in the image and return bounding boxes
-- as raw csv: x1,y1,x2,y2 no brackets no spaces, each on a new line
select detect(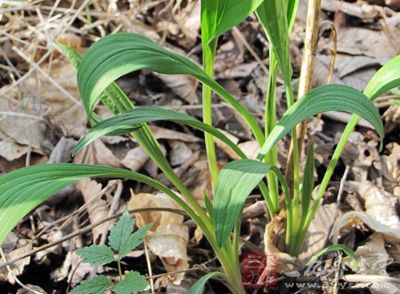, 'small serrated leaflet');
70,275,112,294
77,245,115,266
114,271,148,294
